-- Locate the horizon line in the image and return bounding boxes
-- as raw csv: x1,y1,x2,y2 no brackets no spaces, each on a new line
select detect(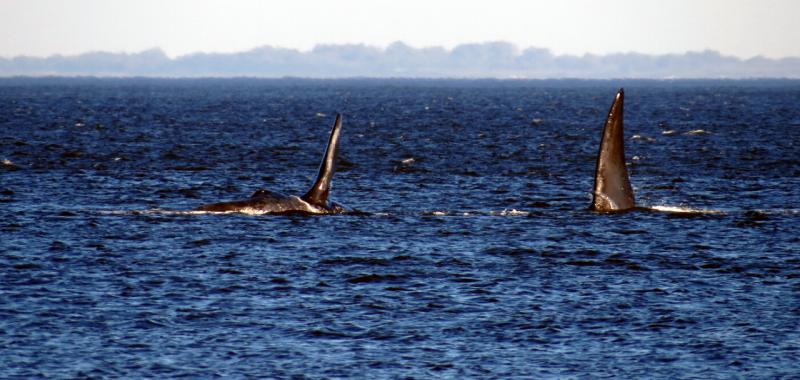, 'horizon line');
3,76,800,81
